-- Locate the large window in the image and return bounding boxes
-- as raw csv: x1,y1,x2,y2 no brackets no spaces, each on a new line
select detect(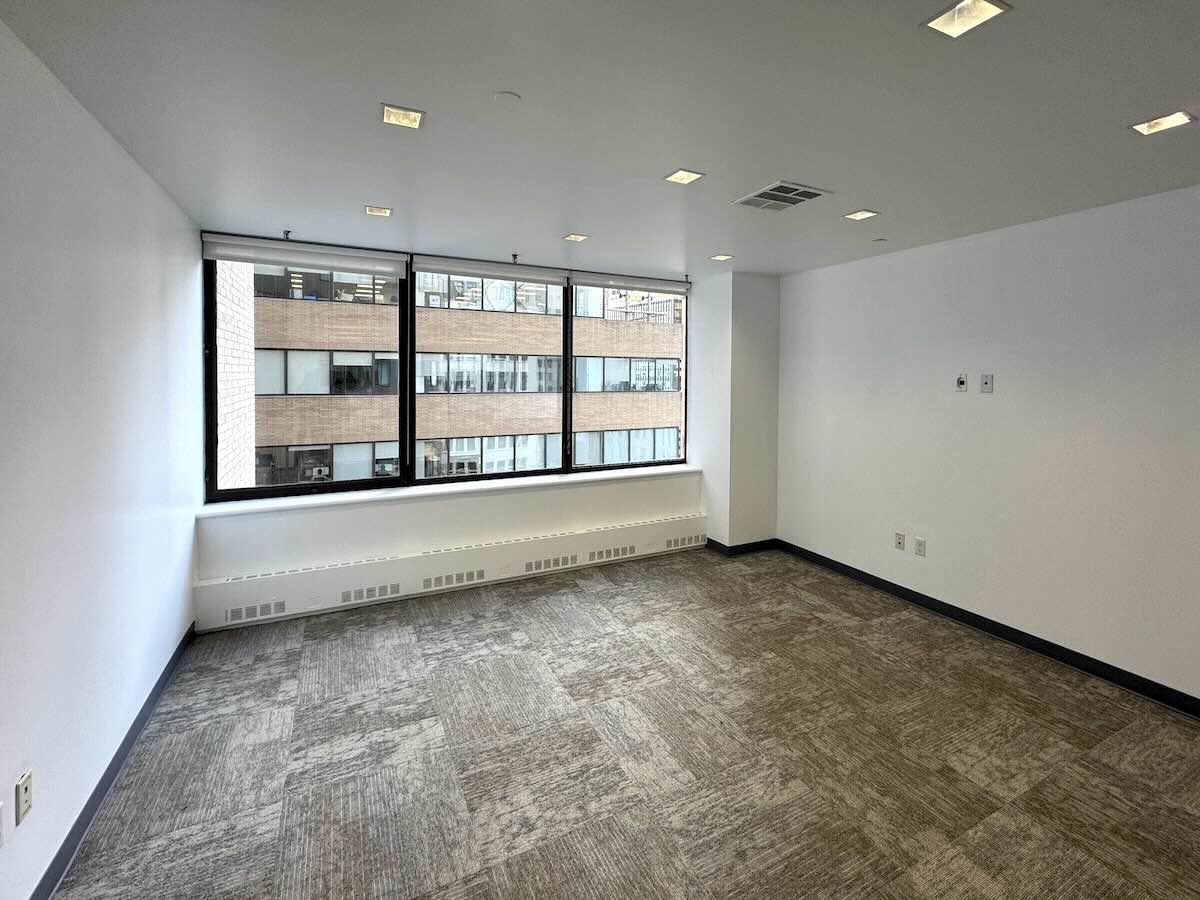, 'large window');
571,285,686,469
205,234,686,500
